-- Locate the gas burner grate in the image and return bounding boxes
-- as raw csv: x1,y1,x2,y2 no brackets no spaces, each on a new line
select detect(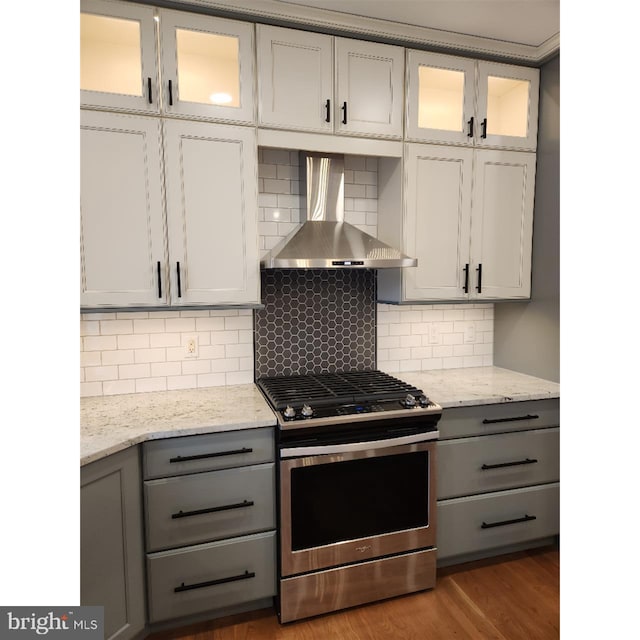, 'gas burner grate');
257,370,424,410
